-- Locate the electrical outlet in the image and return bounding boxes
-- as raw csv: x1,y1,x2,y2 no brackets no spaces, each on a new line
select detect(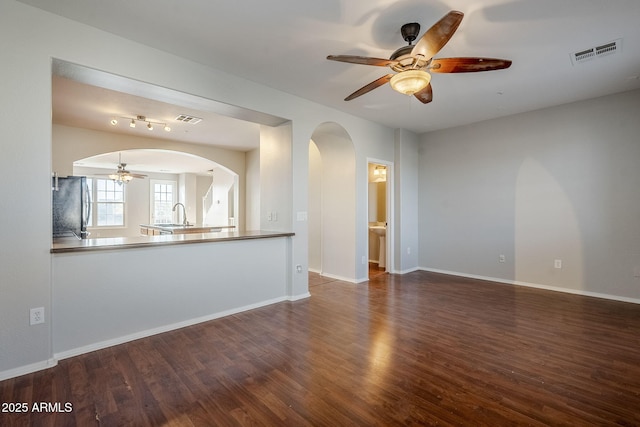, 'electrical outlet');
554,259,562,269
30,307,44,325
407,247,411,255
499,254,506,263
296,264,302,273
